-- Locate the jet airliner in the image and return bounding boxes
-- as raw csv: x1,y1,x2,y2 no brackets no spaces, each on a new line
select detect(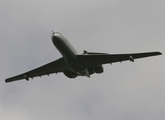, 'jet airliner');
5,32,162,83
